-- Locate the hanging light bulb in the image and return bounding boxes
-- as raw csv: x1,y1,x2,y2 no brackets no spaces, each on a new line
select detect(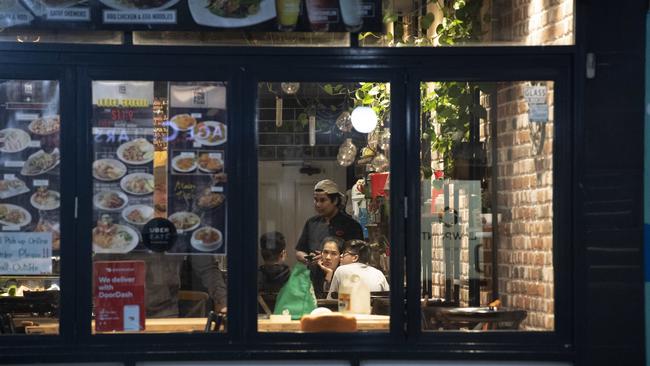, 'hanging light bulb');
337,138,357,167
281,82,300,95
351,106,378,133
336,111,353,132
371,152,389,172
